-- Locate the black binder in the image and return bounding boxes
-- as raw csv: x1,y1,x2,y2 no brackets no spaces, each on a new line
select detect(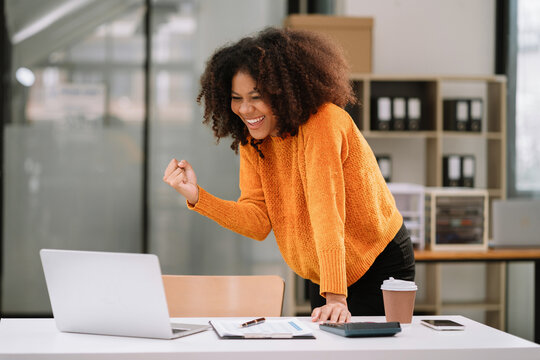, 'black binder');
345,102,361,129
461,155,475,187
371,97,392,130
376,155,392,182
407,97,422,130
443,99,469,131
345,81,362,128
443,155,461,187
392,97,406,131
469,99,482,132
